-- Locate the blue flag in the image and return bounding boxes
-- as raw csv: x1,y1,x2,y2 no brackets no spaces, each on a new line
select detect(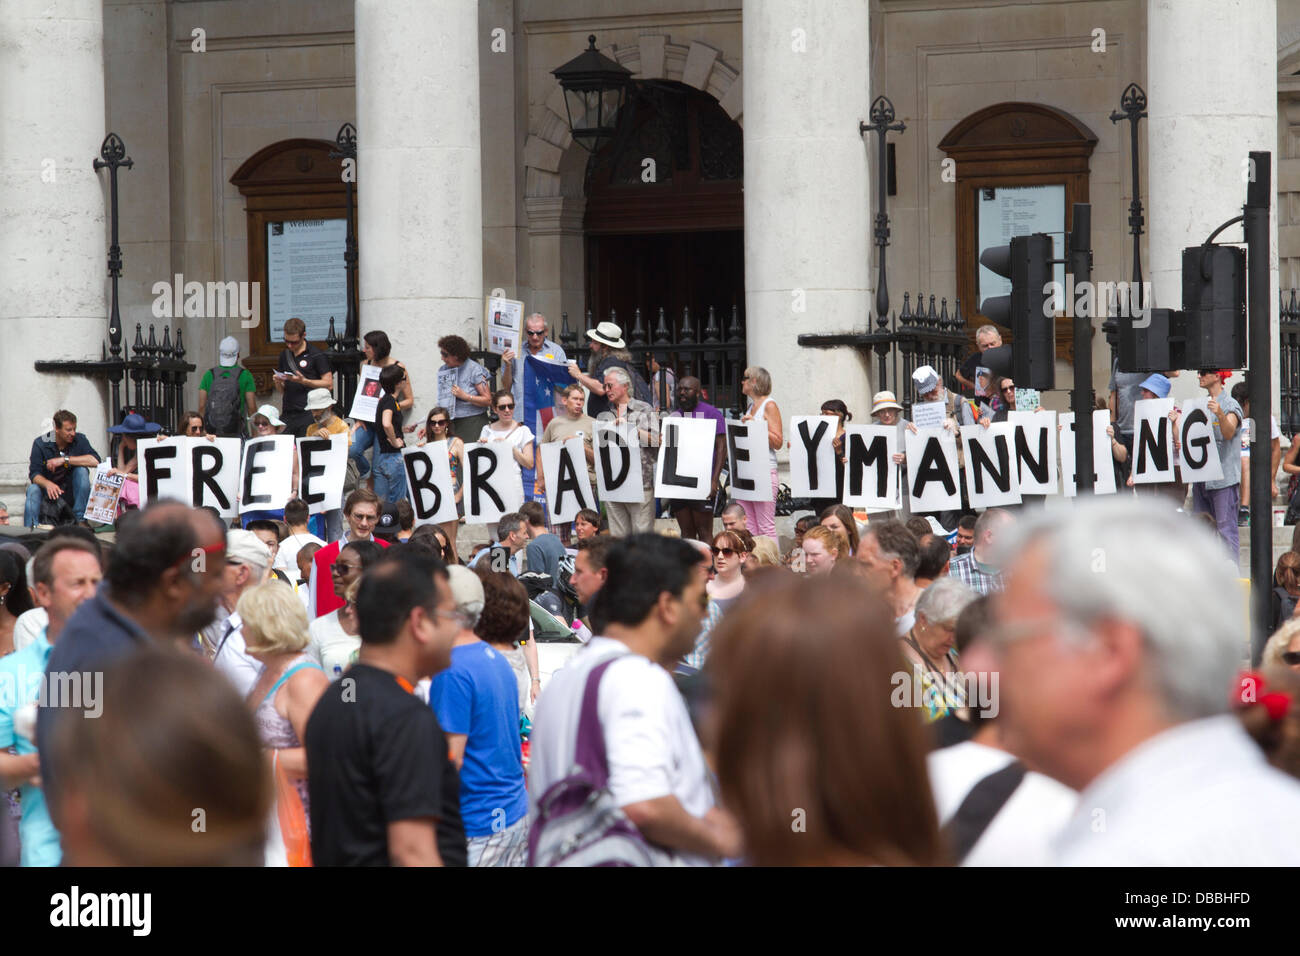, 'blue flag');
525,353,576,390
